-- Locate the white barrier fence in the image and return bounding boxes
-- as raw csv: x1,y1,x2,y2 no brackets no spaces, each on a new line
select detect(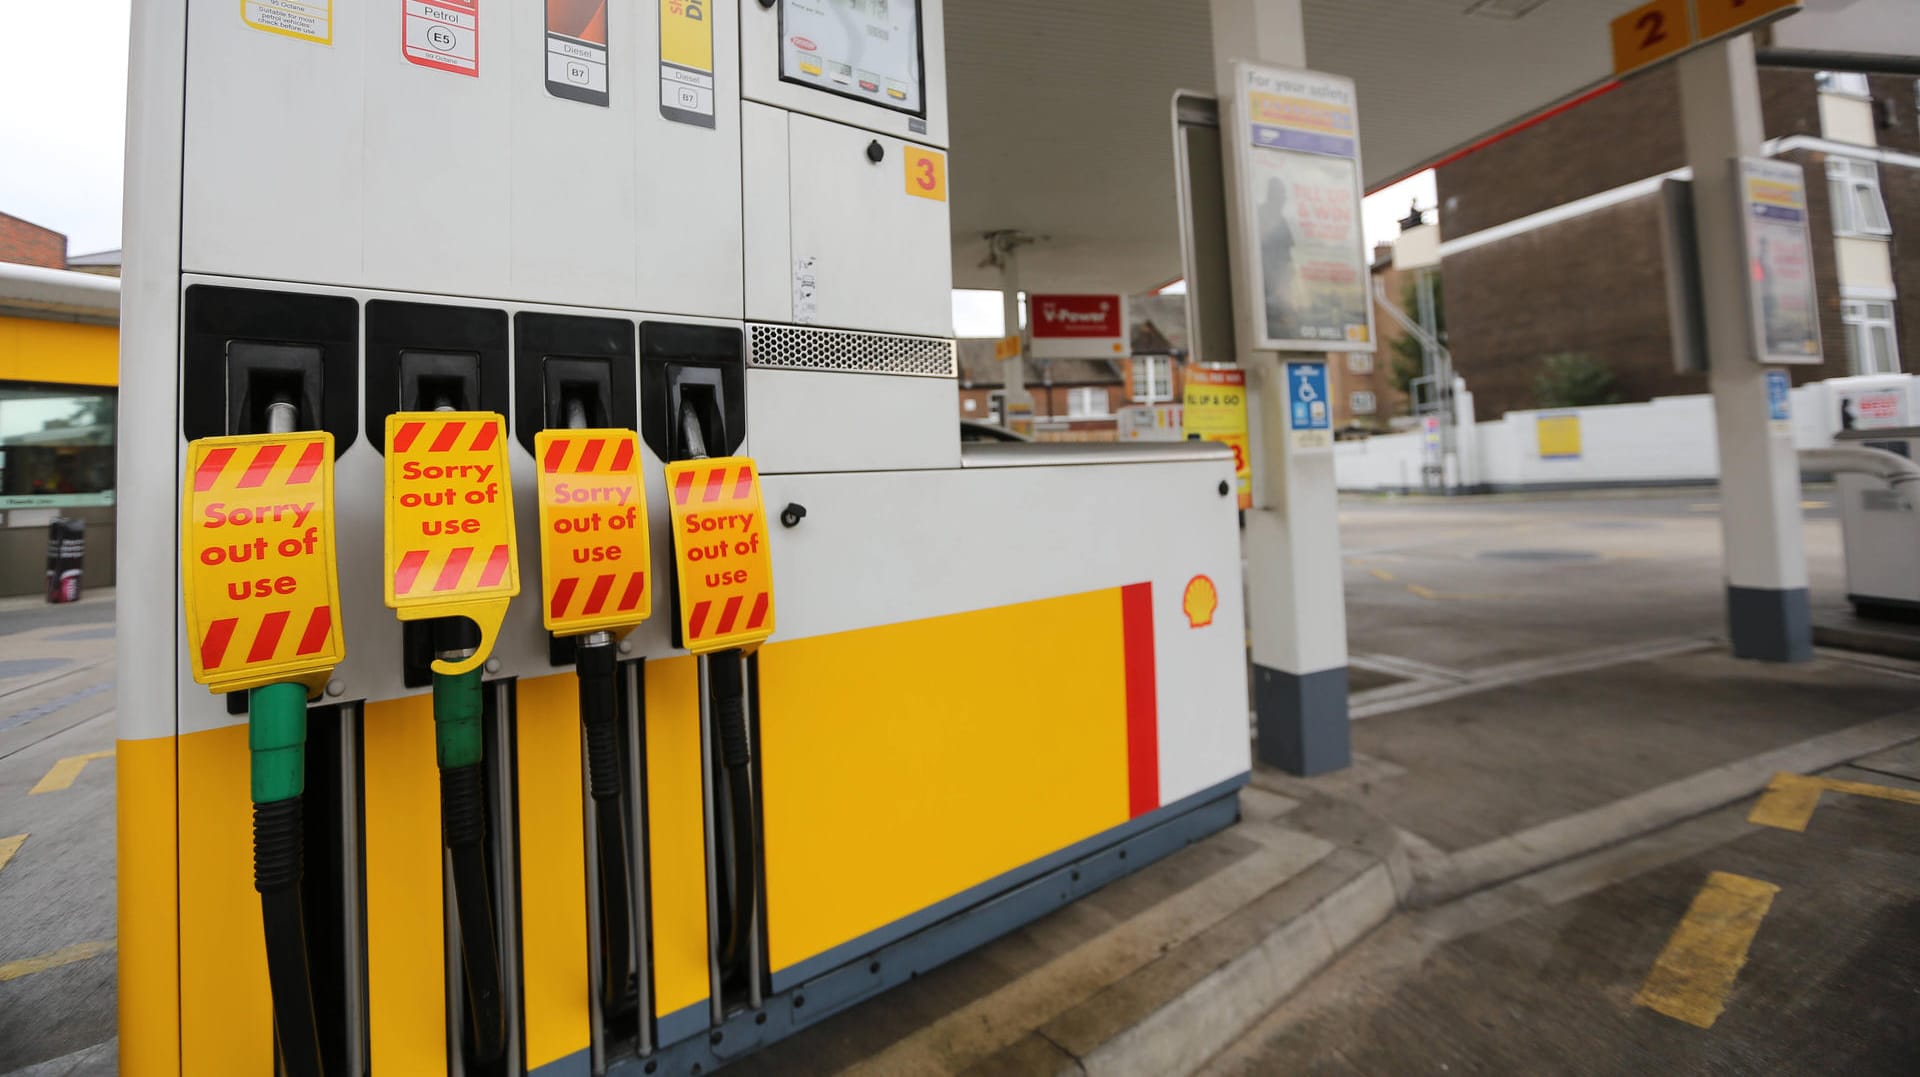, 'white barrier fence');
1336,374,1919,492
